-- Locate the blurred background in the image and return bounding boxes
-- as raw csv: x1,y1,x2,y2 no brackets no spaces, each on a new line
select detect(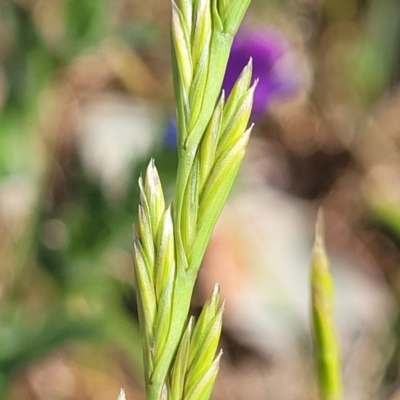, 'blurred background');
1,0,400,399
